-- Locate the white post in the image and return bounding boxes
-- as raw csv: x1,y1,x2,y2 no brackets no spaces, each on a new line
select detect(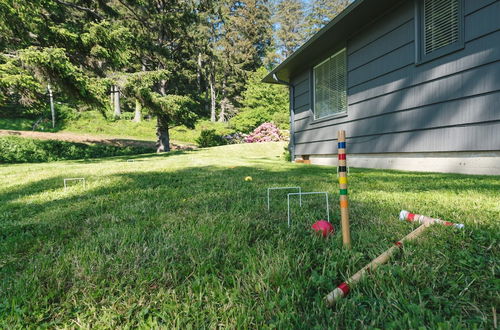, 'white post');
48,84,55,128
113,85,121,119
